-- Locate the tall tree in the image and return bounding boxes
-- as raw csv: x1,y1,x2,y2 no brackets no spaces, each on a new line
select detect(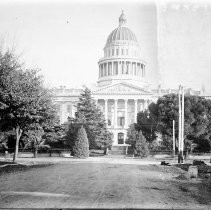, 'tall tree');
145,93,211,152
136,103,158,143
73,87,113,150
0,49,56,162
